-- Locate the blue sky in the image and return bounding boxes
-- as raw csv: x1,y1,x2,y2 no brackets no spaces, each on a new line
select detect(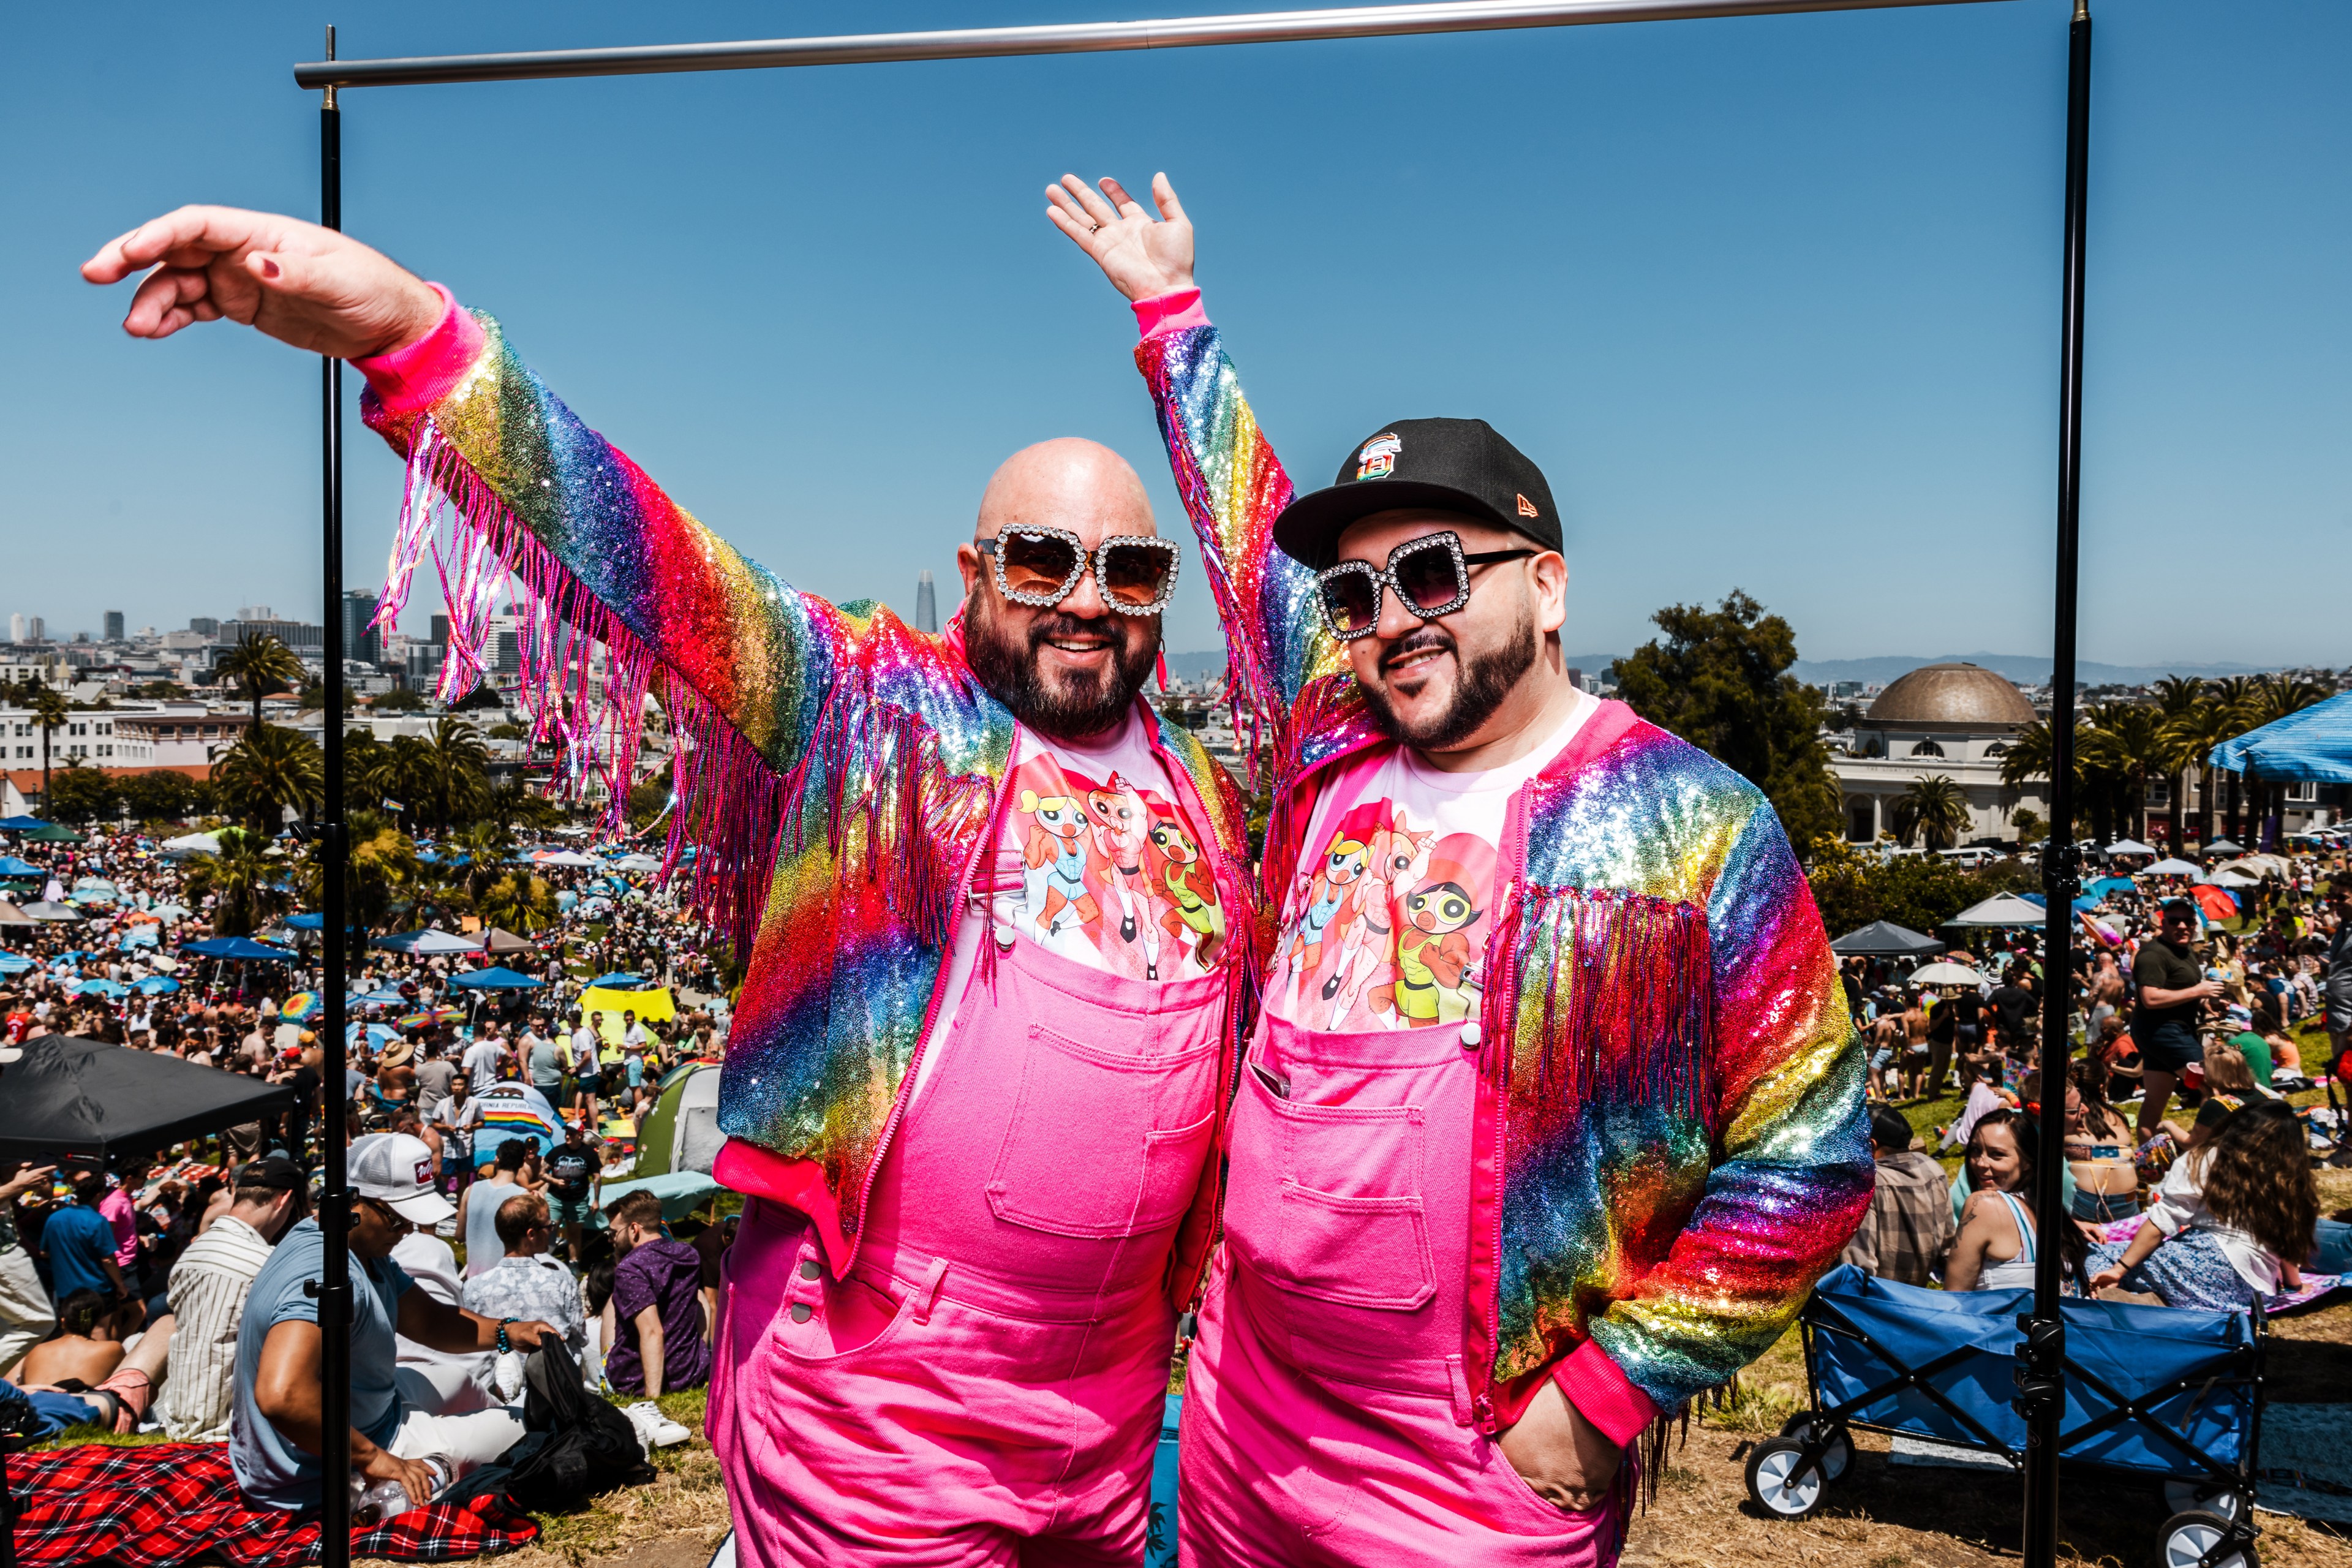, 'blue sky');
5,0,2345,668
